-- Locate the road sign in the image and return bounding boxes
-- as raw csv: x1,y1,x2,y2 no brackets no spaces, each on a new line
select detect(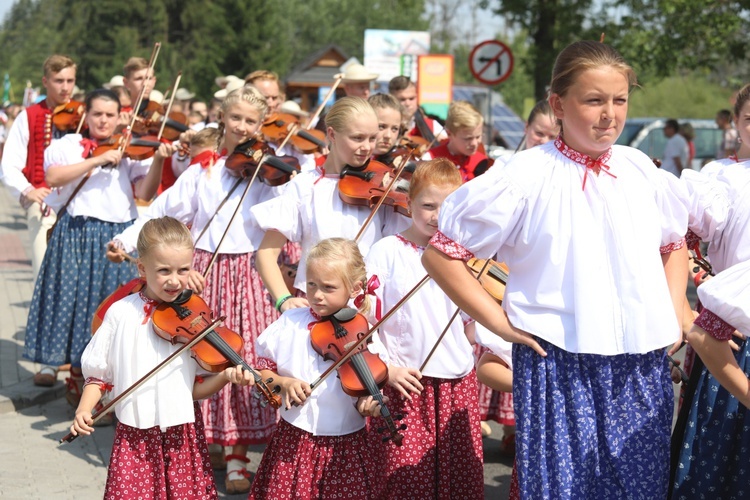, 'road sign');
469,40,514,86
